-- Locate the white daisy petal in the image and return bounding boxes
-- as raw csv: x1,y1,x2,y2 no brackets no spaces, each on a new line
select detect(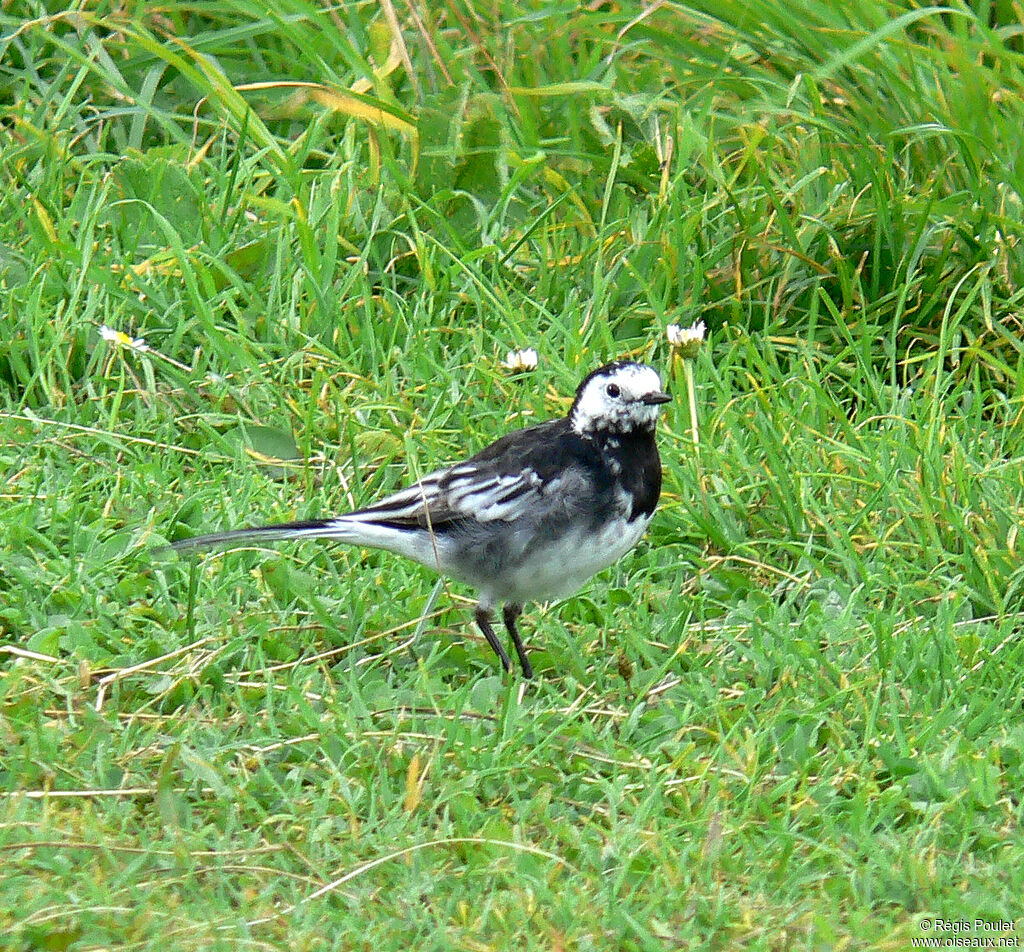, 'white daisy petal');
99,325,149,353
667,321,705,357
501,348,539,372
